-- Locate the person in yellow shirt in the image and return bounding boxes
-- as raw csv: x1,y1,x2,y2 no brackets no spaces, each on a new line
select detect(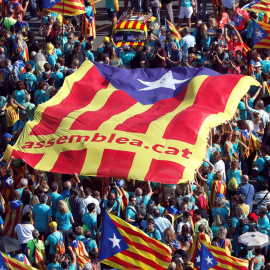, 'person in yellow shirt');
5,96,25,133
239,194,250,216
